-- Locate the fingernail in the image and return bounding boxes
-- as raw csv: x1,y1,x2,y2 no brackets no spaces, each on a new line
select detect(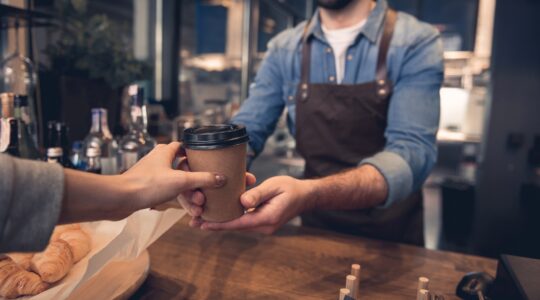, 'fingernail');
215,174,226,187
